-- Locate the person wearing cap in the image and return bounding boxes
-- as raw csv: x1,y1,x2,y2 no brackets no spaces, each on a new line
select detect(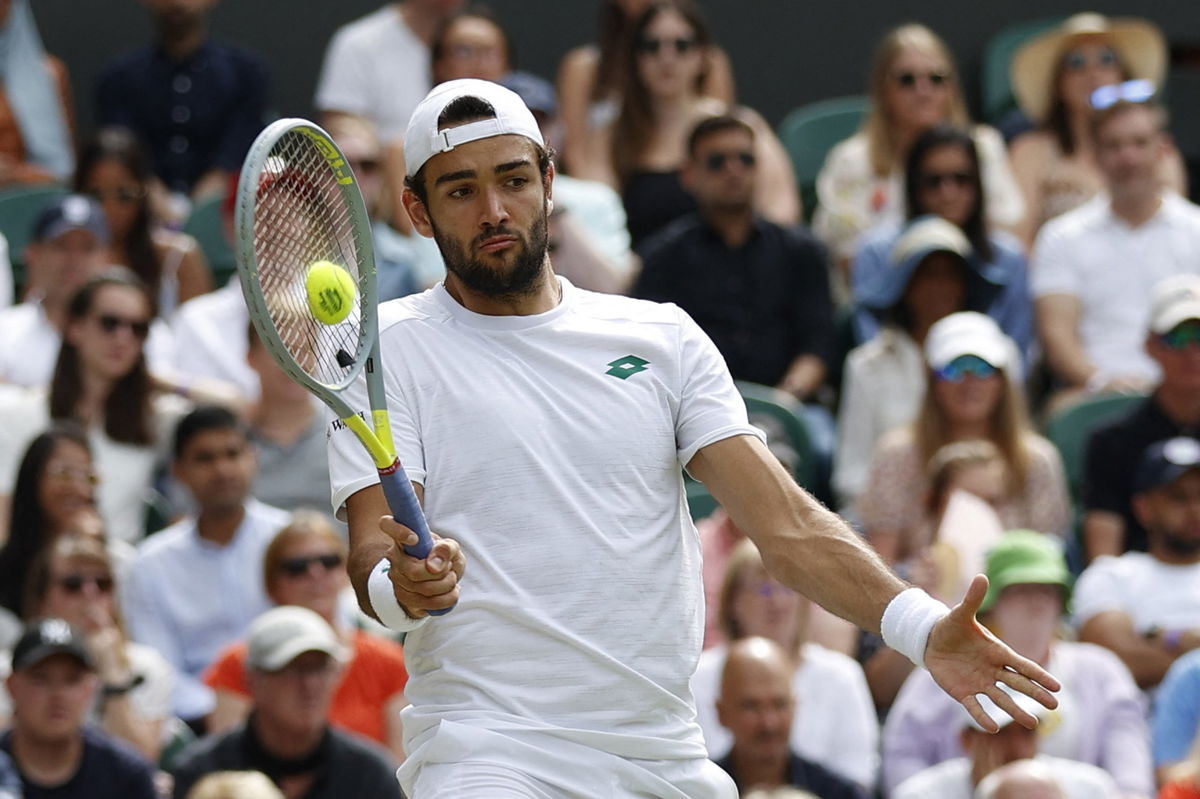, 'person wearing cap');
634,113,835,404
1083,274,1200,560
1075,436,1200,690
1030,90,1200,405
1007,13,1187,247
974,759,1071,799
329,78,1060,799
1,618,158,799
883,530,1152,797
892,686,1119,799
170,606,400,799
